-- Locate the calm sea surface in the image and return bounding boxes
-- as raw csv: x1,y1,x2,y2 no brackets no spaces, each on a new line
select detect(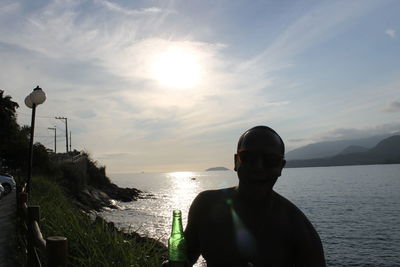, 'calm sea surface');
100,164,400,266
